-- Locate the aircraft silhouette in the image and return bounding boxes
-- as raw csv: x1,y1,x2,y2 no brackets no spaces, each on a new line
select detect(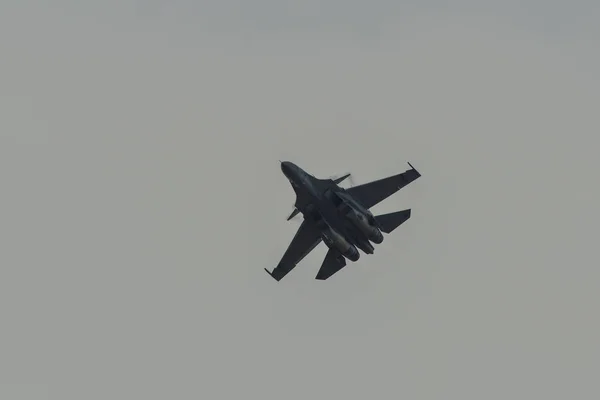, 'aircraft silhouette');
265,161,421,281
